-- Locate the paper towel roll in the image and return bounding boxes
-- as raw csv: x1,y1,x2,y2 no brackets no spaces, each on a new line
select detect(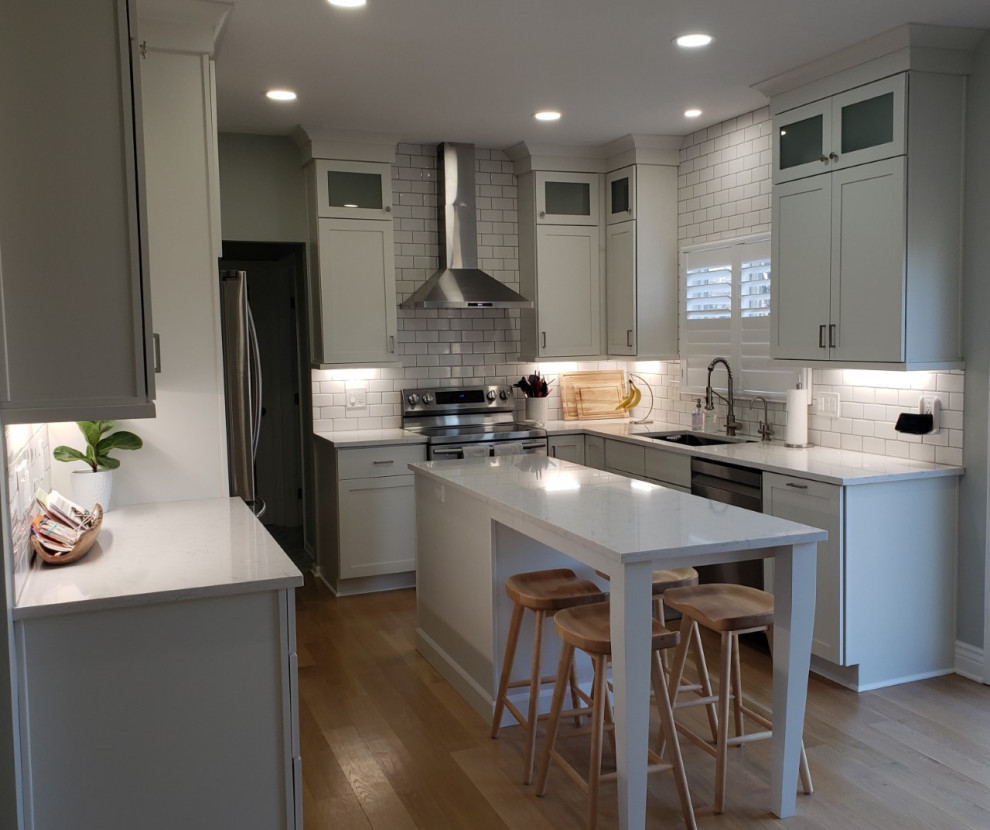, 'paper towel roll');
785,387,810,447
